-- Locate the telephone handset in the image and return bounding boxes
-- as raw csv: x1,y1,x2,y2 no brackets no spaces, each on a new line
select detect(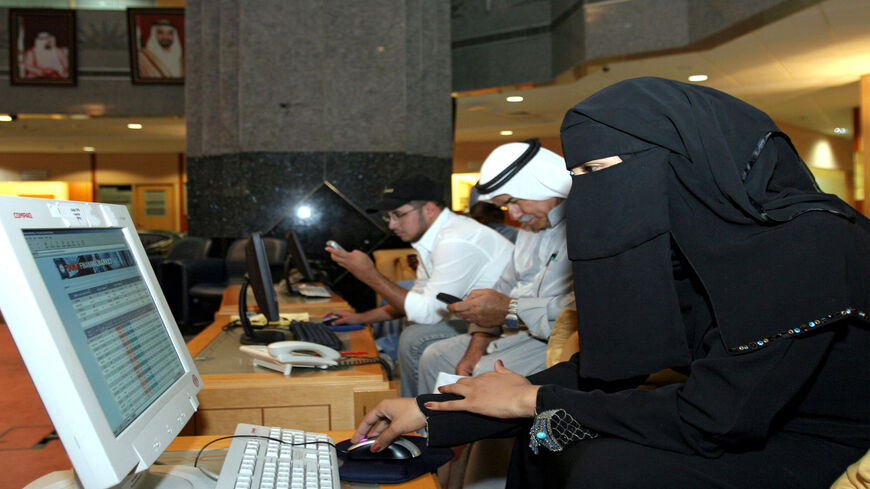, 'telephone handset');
240,341,340,375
